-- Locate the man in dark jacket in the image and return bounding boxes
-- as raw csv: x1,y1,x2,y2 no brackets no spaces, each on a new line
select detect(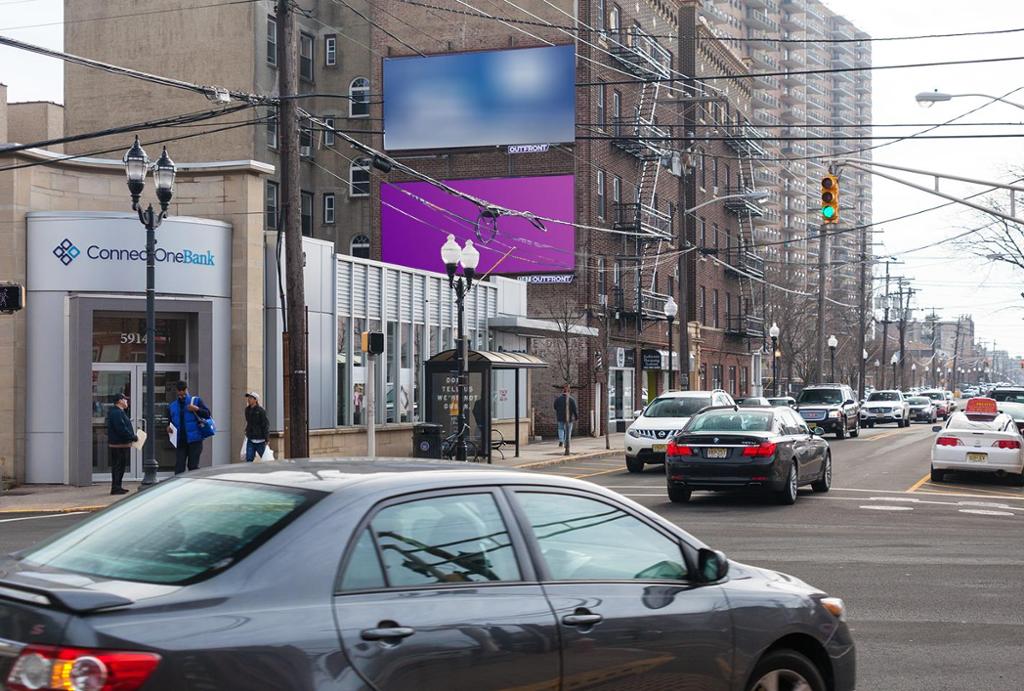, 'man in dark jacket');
167,381,211,474
553,385,578,448
244,391,270,462
106,393,136,495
